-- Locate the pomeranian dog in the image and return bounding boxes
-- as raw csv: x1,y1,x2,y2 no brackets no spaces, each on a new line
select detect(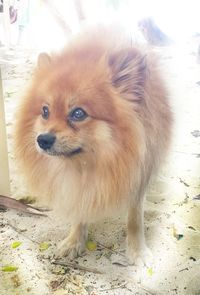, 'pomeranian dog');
14,27,172,265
